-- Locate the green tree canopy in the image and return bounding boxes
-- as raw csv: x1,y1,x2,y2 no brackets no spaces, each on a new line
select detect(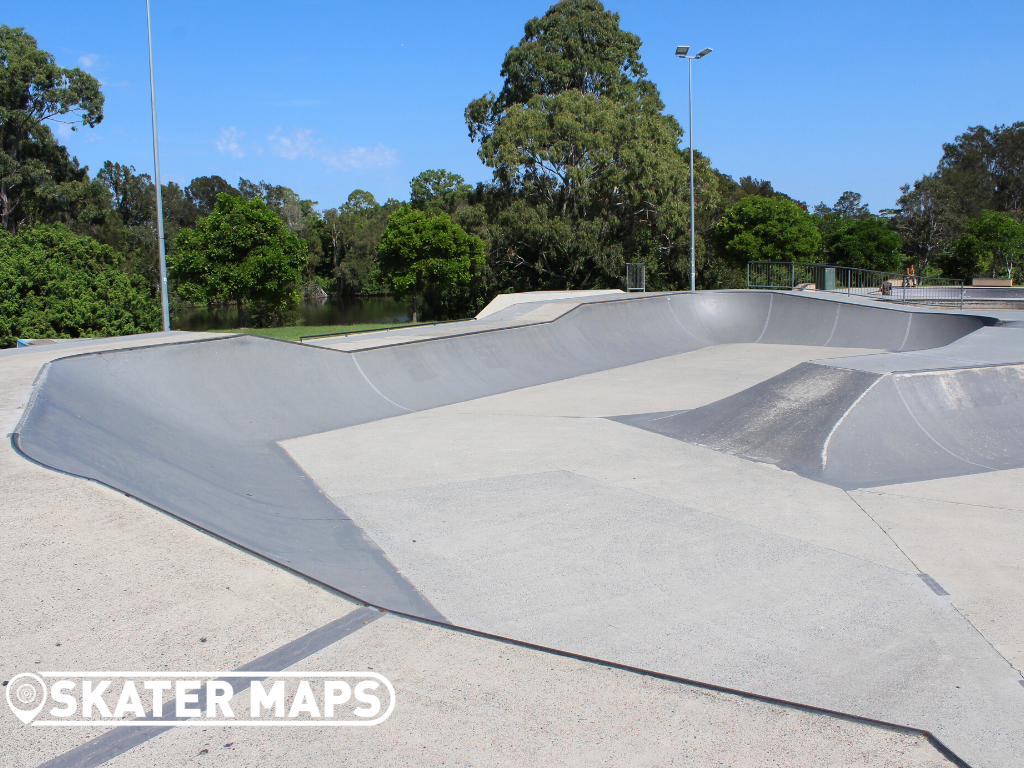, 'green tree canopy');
884,175,961,274
0,224,158,347
964,210,1024,279
938,123,1024,218
813,191,870,220
466,0,660,143
96,161,154,228
821,217,902,272
237,177,322,283
319,189,397,295
0,26,104,232
713,195,821,267
939,235,987,282
410,169,471,216
185,175,239,217
169,193,305,327
90,163,202,291
812,191,872,249
376,206,484,322
465,0,708,291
